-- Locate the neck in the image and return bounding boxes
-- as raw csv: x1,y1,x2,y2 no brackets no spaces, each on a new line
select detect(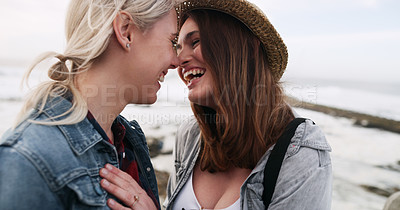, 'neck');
87,103,122,144
76,68,127,144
